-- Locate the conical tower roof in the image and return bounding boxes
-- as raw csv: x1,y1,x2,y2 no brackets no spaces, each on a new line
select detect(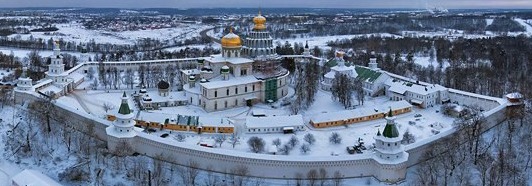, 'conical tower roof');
382,109,399,138
118,92,131,115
